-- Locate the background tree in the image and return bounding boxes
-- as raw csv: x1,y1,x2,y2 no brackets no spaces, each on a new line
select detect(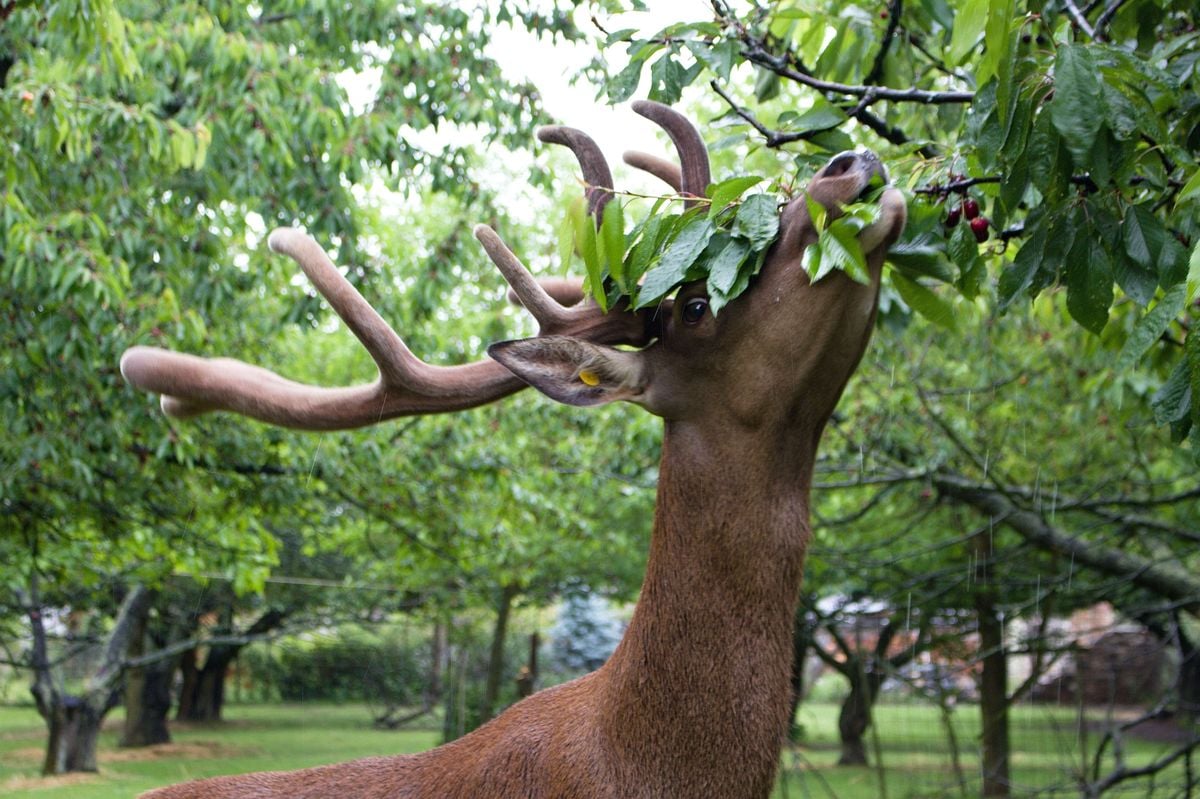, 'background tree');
0,0,637,774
